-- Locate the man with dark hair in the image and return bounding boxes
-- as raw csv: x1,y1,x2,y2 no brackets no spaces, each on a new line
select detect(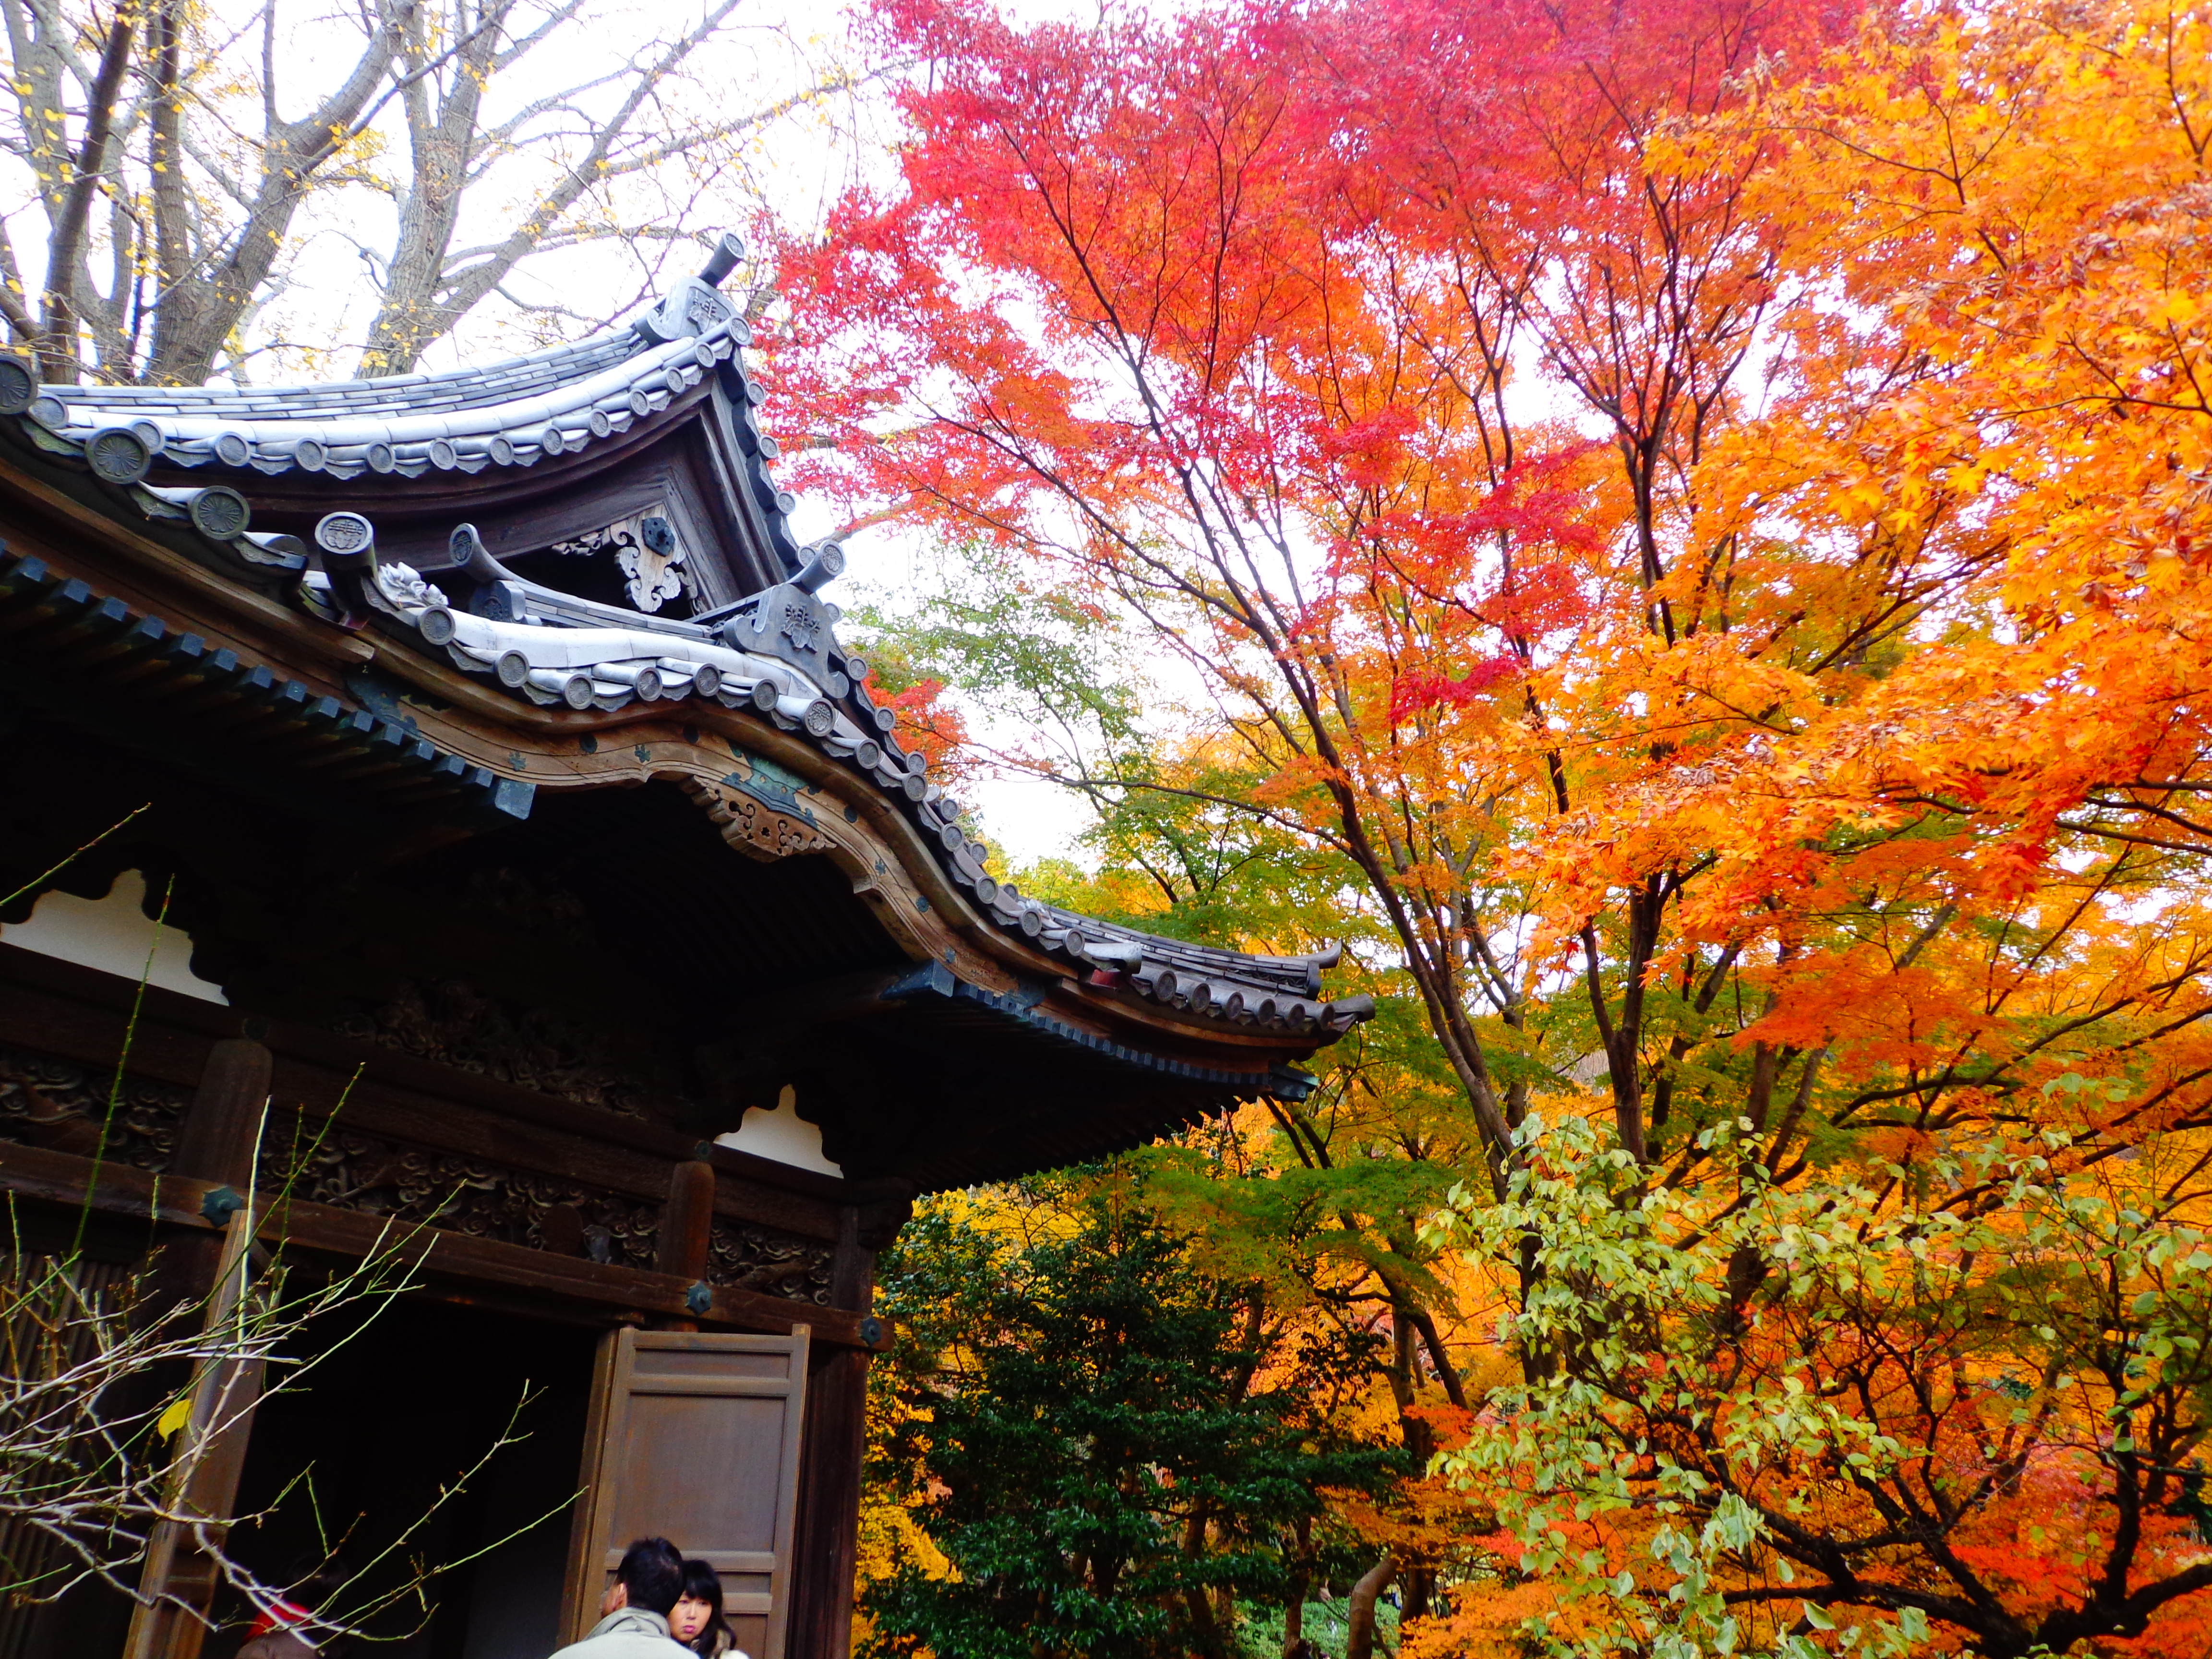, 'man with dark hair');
548,1537,693,1659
